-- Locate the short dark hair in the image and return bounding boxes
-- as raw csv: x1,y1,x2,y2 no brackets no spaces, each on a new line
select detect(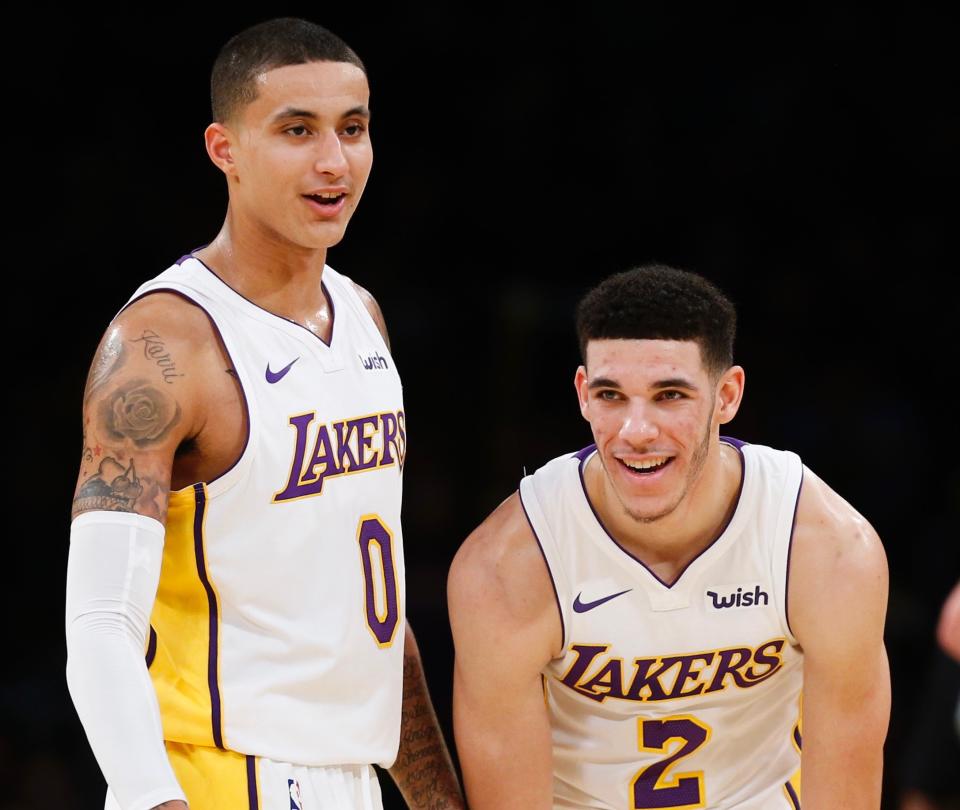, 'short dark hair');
211,18,366,122
575,264,737,377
